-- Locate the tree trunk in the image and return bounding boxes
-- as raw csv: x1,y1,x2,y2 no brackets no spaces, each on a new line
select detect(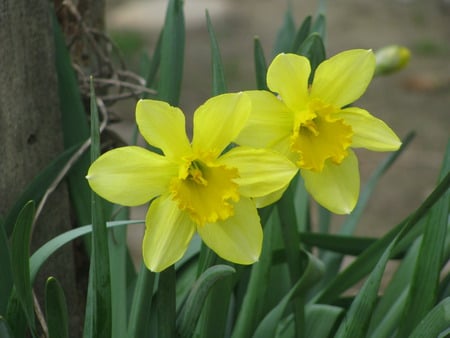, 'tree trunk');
0,0,83,335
